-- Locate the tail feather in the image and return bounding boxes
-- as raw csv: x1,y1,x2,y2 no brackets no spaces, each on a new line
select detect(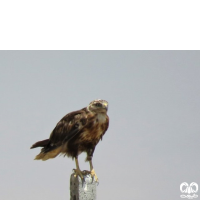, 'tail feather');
31,139,62,161
30,139,49,149
34,146,62,161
